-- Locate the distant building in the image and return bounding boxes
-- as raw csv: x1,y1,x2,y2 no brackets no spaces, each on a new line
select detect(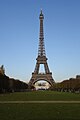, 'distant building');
76,75,80,79
0,65,5,75
35,81,51,90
